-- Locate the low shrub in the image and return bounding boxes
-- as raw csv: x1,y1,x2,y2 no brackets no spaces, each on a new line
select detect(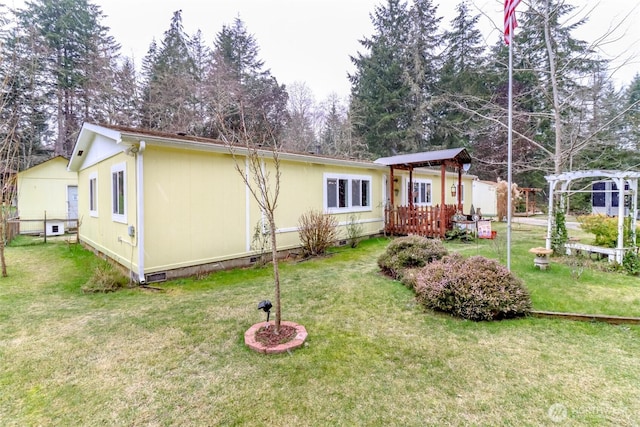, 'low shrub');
345,214,363,248
82,259,129,293
298,209,339,257
444,227,475,243
377,235,448,280
577,214,633,248
622,249,640,276
414,253,531,321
